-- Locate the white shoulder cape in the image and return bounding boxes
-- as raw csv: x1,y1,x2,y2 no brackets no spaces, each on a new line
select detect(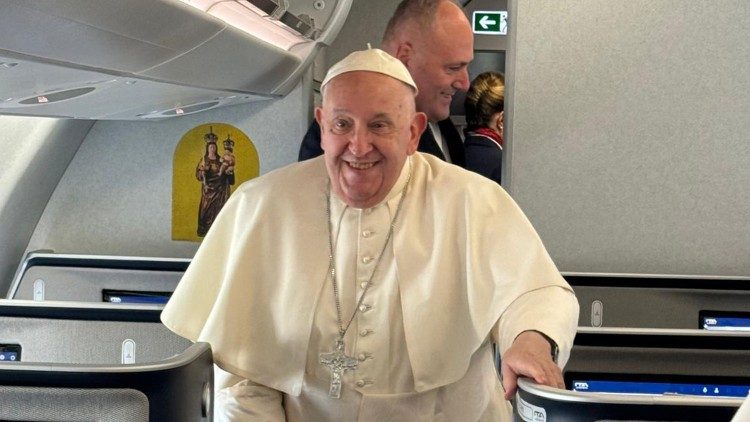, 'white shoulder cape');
162,153,576,395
